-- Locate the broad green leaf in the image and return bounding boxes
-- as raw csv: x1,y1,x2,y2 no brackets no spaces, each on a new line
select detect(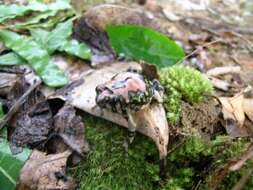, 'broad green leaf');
0,139,31,190
46,19,73,53
30,22,91,59
0,52,26,66
106,25,185,68
30,28,50,48
0,0,71,22
30,19,72,54
59,39,91,59
0,30,68,87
